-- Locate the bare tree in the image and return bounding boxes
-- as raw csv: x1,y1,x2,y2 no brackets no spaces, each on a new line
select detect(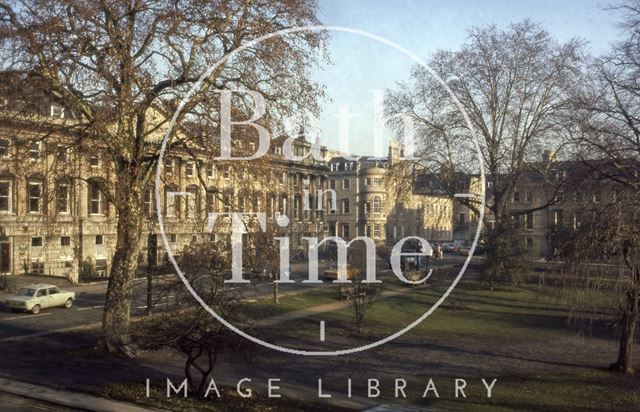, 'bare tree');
386,20,585,284
557,187,640,374
566,1,640,374
134,240,248,397
345,241,379,335
245,228,281,303
0,0,324,355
